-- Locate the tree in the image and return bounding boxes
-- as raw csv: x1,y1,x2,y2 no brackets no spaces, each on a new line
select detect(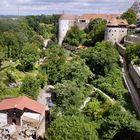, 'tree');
47,115,99,140
39,23,54,39
86,18,106,46
53,80,84,113
63,57,93,85
30,34,44,49
20,74,40,99
42,44,67,84
0,46,5,68
101,105,140,139
63,25,87,47
121,8,136,25
19,44,39,71
79,41,119,75
126,43,140,64
3,32,19,59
